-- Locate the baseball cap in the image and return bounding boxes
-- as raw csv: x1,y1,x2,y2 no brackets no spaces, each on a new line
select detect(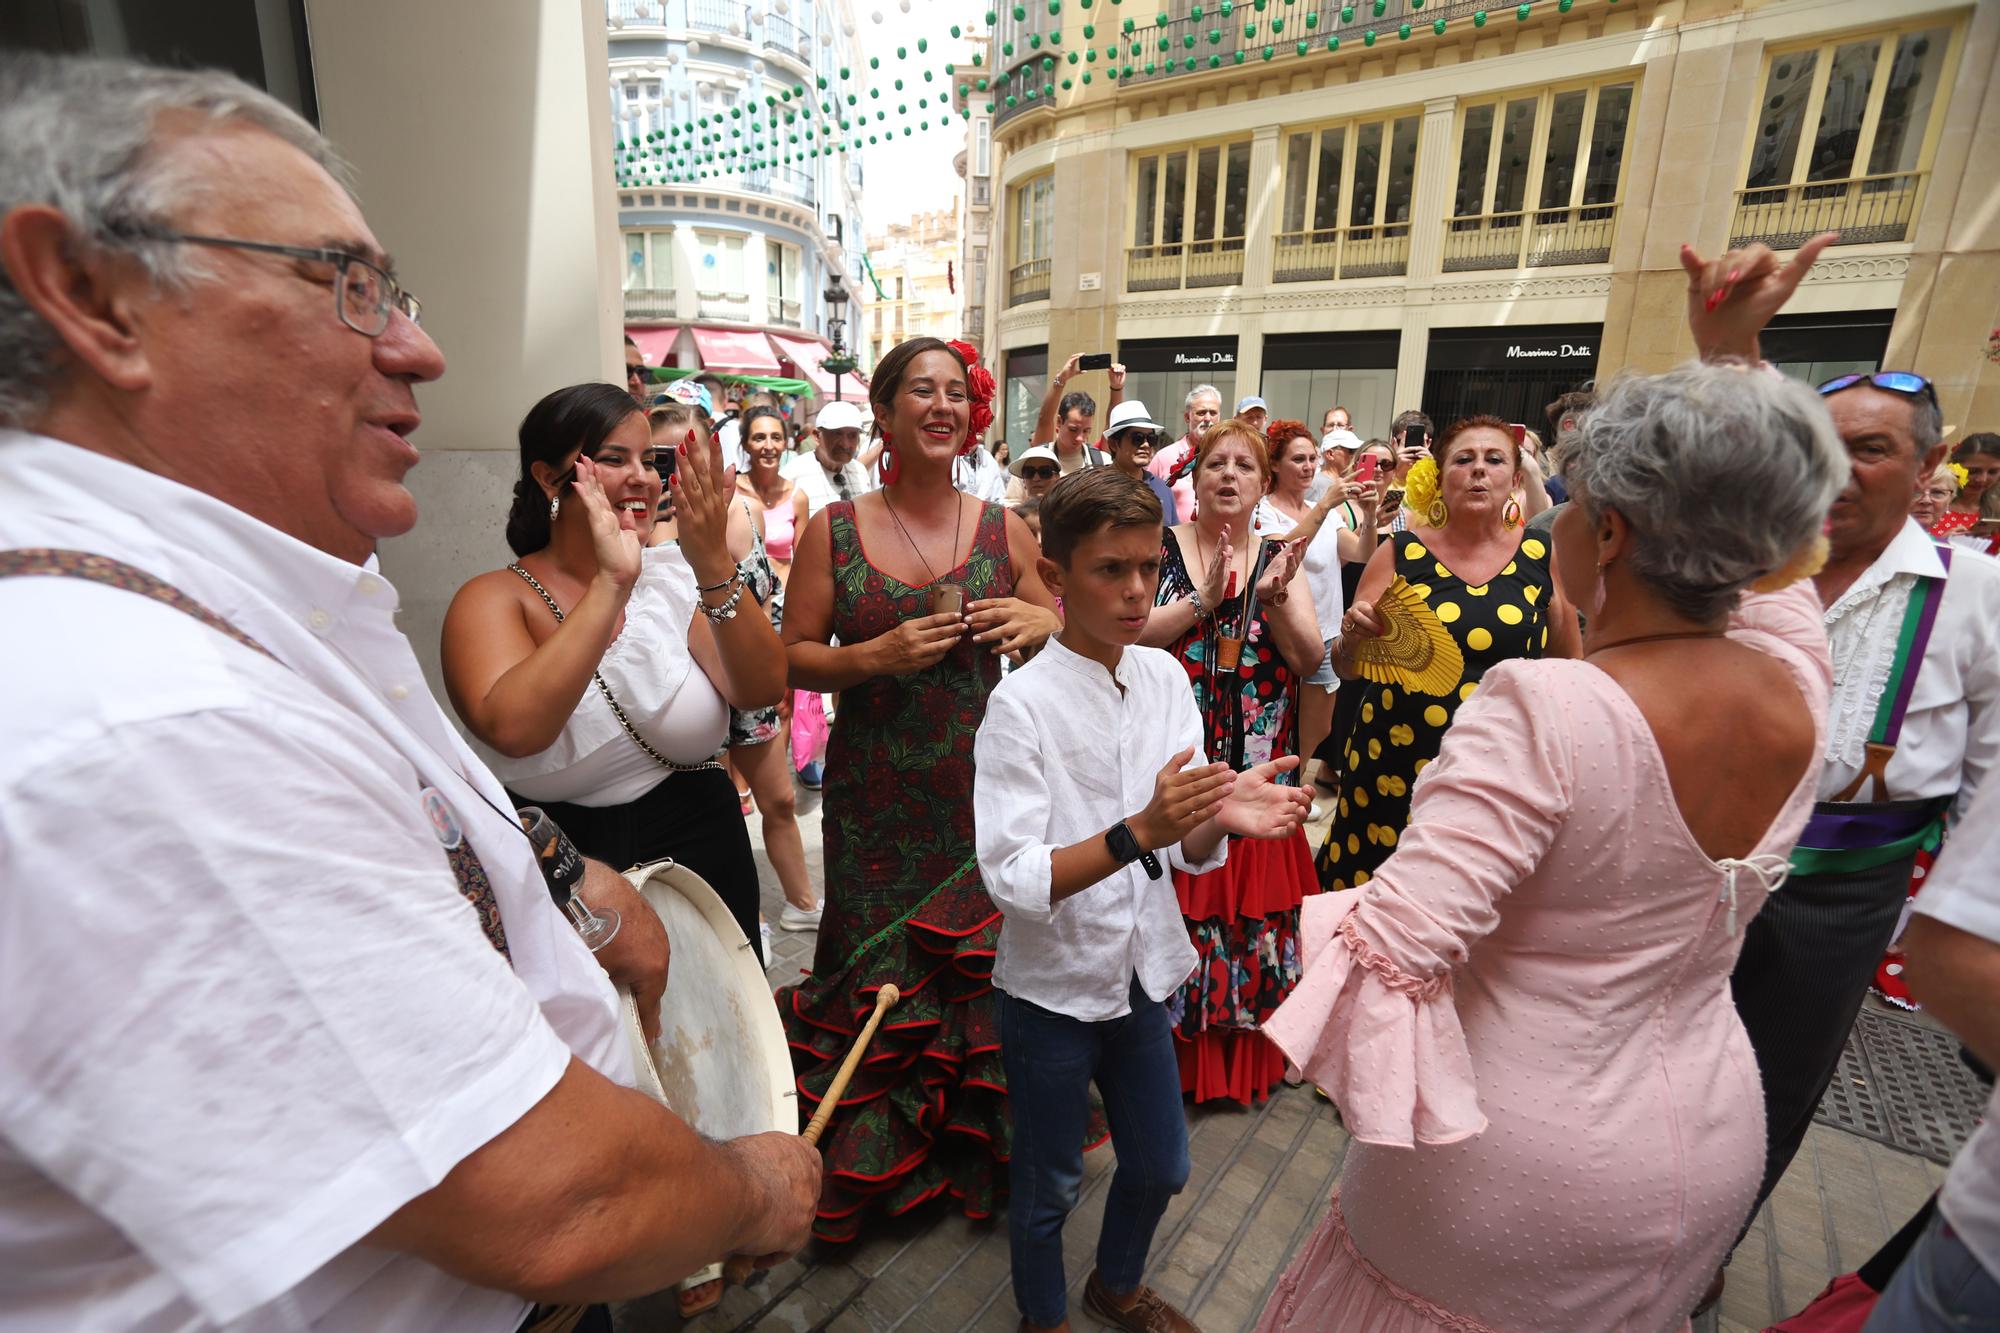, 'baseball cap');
1010,444,1063,476
1320,428,1363,453
665,379,714,416
1236,395,1269,415
815,400,866,432
1105,400,1164,435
